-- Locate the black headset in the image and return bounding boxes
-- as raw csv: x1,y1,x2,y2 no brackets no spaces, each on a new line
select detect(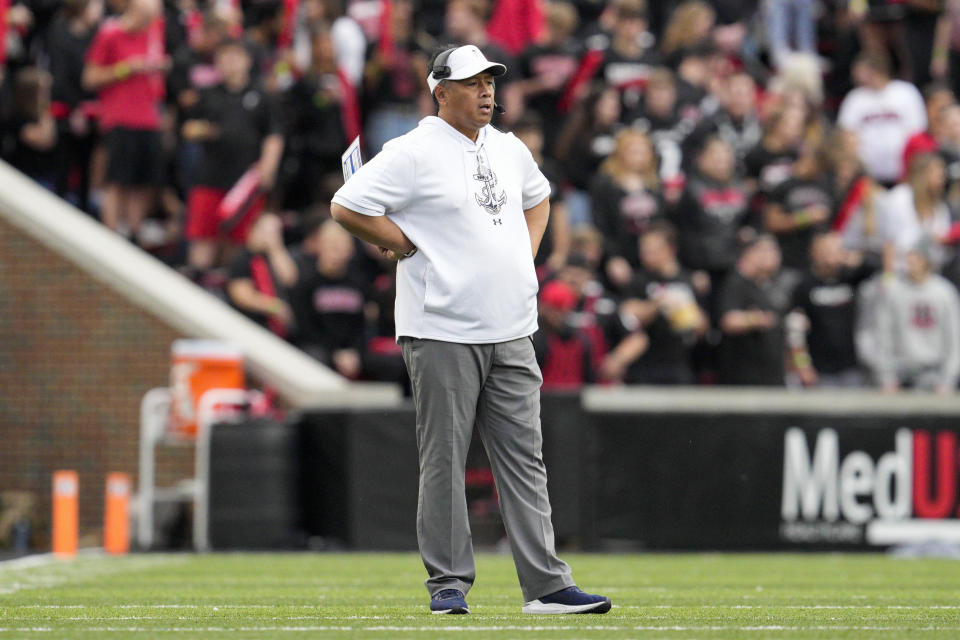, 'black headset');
431,47,505,114
431,47,456,81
